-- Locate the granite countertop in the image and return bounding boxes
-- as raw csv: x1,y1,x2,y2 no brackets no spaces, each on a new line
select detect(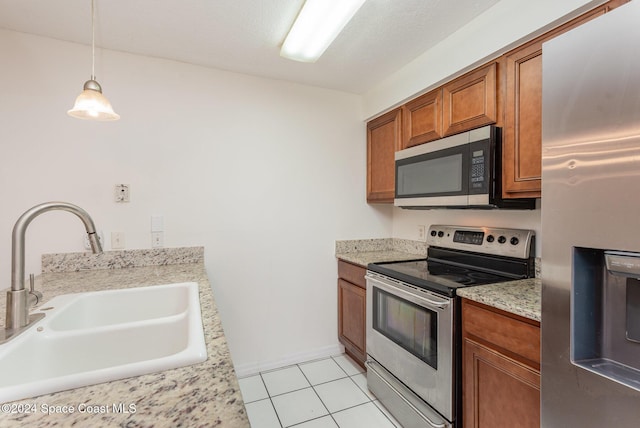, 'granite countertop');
336,250,424,267
456,278,541,322
0,248,249,427
335,238,426,268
